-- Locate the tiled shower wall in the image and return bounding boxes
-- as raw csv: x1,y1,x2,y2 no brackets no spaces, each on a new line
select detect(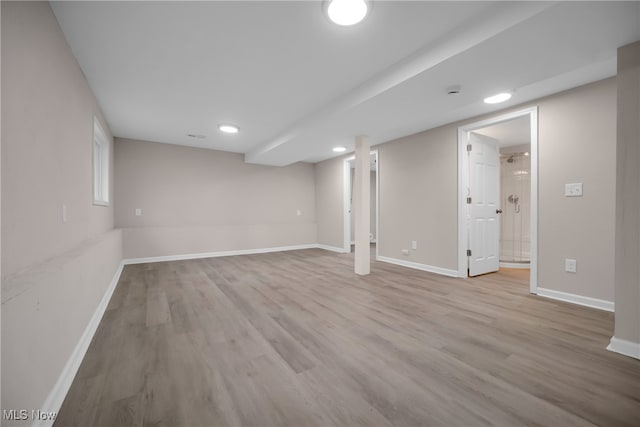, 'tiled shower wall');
500,152,531,262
